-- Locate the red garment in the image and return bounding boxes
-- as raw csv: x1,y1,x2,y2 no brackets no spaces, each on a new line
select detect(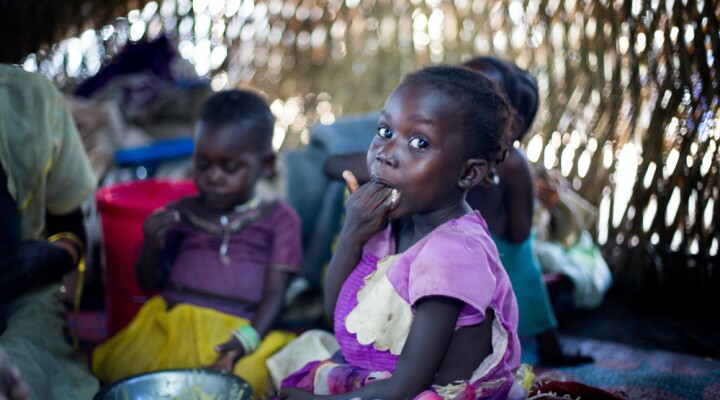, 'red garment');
530,380,627,399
